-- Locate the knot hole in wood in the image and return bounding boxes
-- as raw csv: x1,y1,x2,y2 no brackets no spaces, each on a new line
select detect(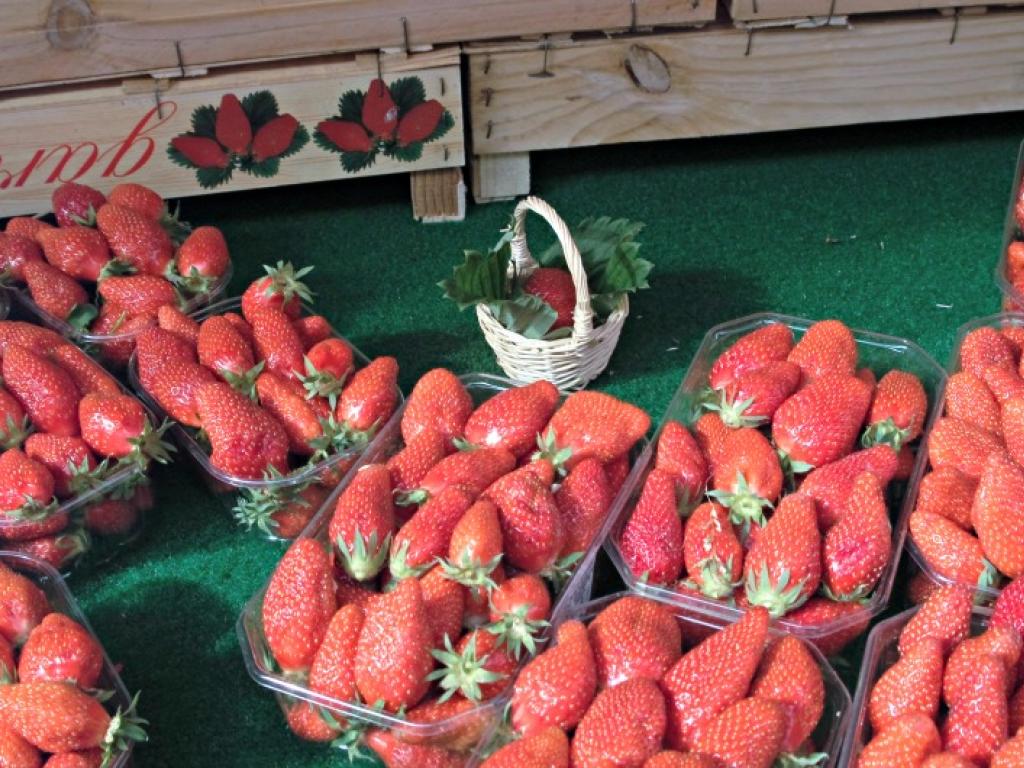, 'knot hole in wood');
624,44,671,93
46,0,96,50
